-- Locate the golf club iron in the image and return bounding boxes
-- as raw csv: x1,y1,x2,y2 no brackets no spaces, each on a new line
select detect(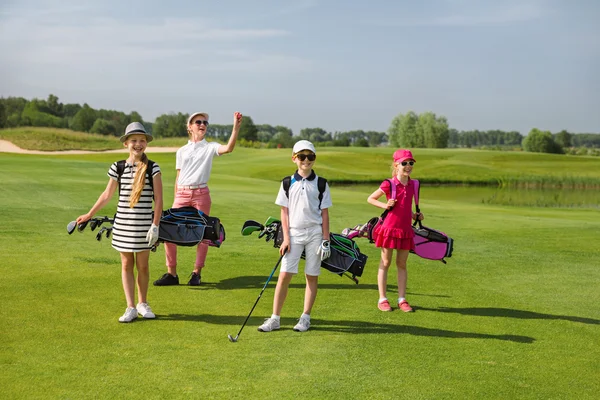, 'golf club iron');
67,221,77,235
95,226,112,241
76,220,89,232
90,216,115,231
228,252,285,343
